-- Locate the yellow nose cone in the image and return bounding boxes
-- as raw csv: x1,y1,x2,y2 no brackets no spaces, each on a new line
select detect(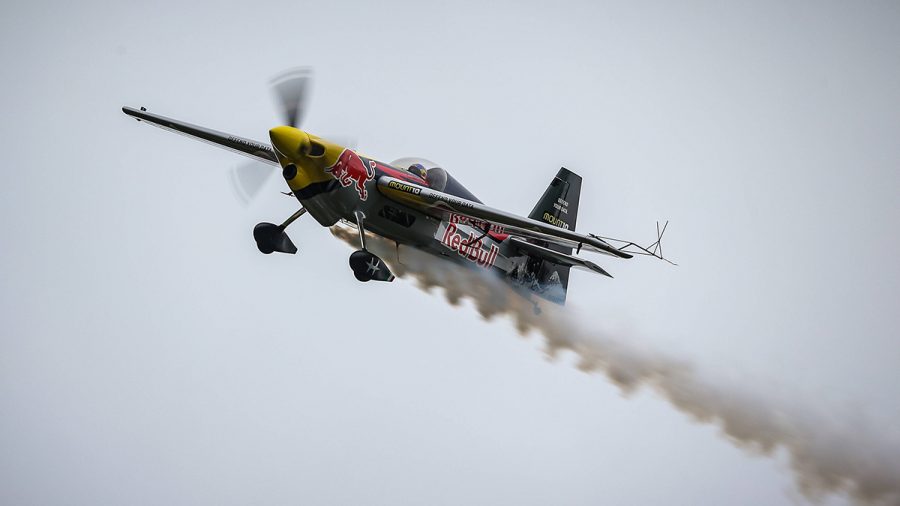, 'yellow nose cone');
269,126,310,162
